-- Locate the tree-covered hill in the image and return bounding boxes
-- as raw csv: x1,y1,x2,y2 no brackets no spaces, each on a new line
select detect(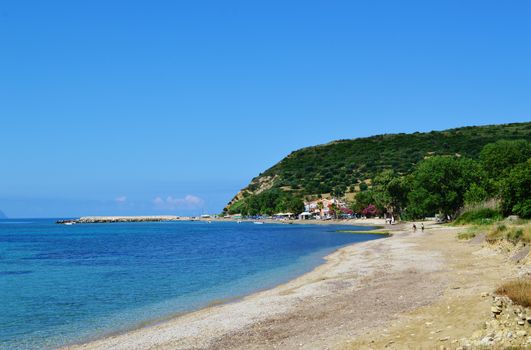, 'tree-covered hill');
225,122,531,214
